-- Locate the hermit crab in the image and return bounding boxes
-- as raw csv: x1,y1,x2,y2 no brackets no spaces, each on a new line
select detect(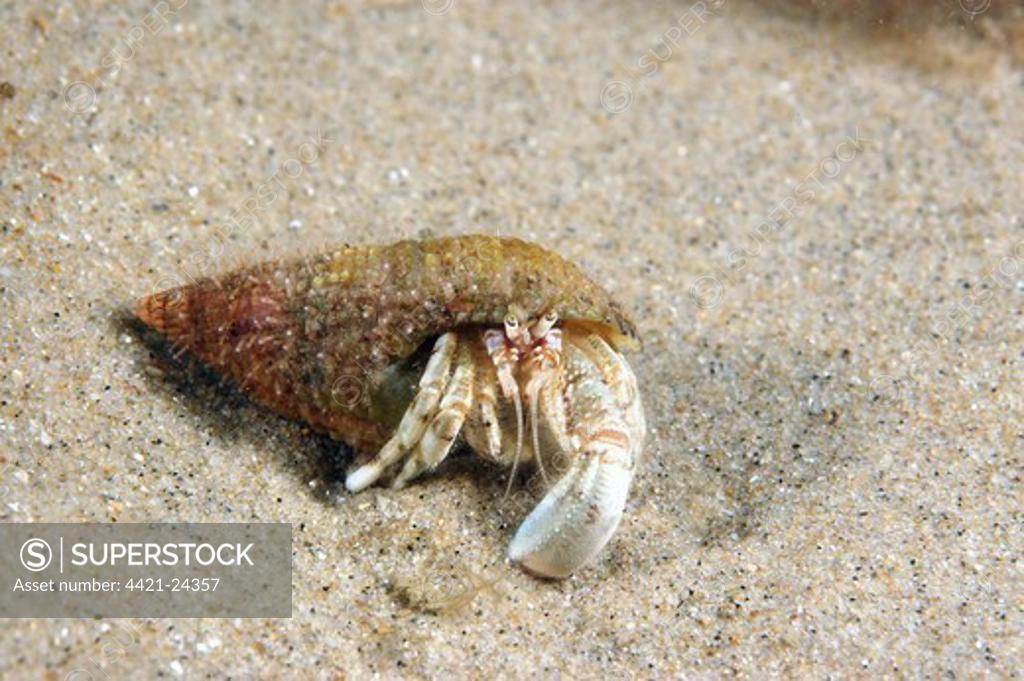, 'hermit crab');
136,235,645,577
